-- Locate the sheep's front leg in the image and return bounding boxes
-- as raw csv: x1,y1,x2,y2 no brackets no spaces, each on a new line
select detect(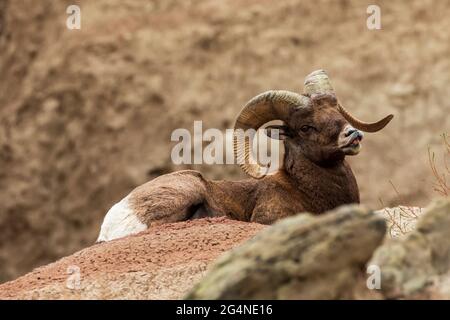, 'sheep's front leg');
250,206,295,225
250,193,301,225
97,170,208,242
